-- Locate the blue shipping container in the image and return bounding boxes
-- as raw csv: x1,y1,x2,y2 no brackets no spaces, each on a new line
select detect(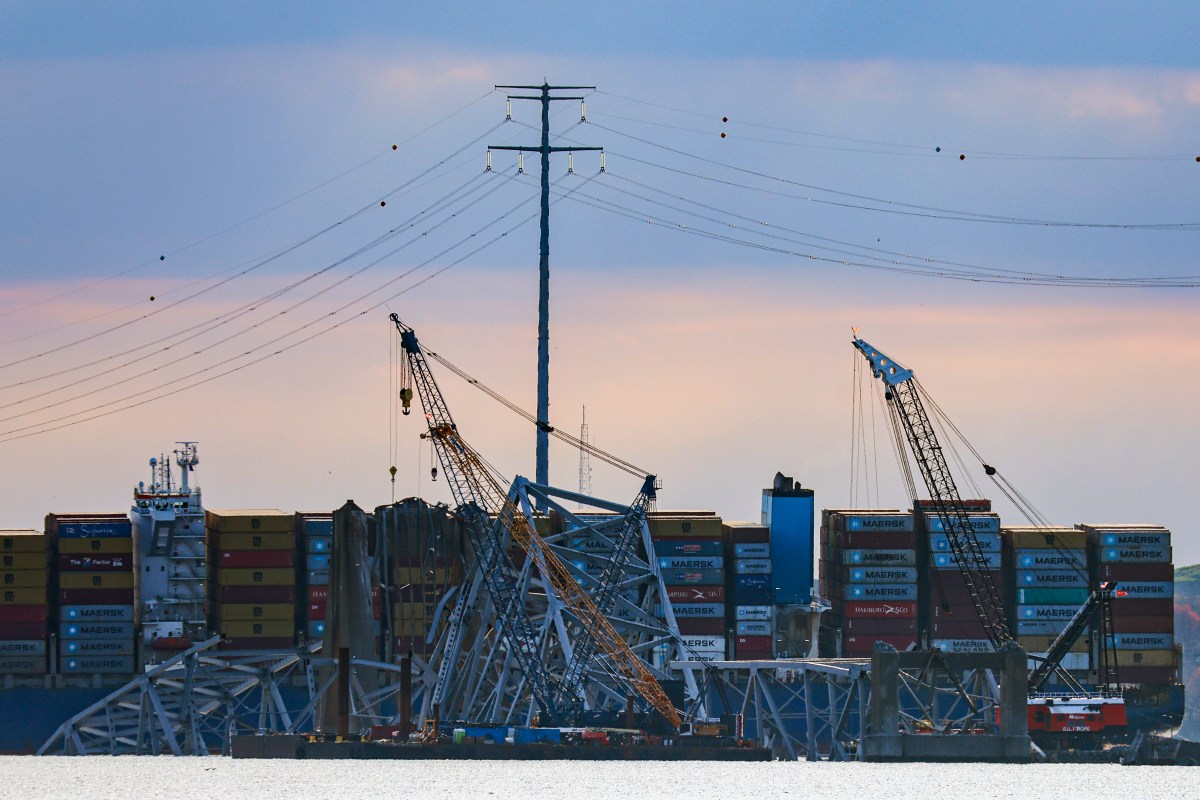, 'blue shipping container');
55,521,133,539
60,638,134,656
61,605,134,622
1017,605,1080,621
926,515,1000,534
1100,530,1170,548
929,533,1001,552
845,549,916,566
1014,549,1085,569
306,537,332,554
734,543,770,559
660,568,724,585
735,574,771,590
657,556,723,571
60,655,134,674
1100,545,1171,563
844,584,918,601
59,621,134,639
848,566,918,584
933,552,1001,570
1017,570,1087,588
307,554,331,571
654,540,723,557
